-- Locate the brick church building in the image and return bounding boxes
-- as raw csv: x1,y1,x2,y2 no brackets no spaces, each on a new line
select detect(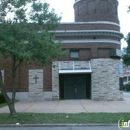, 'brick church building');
0,0,124,101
